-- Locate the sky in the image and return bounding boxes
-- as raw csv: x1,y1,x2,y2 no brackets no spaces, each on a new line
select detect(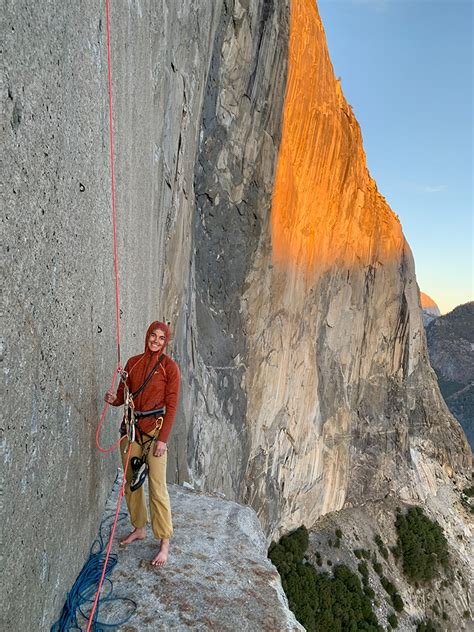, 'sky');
317,0,473,314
